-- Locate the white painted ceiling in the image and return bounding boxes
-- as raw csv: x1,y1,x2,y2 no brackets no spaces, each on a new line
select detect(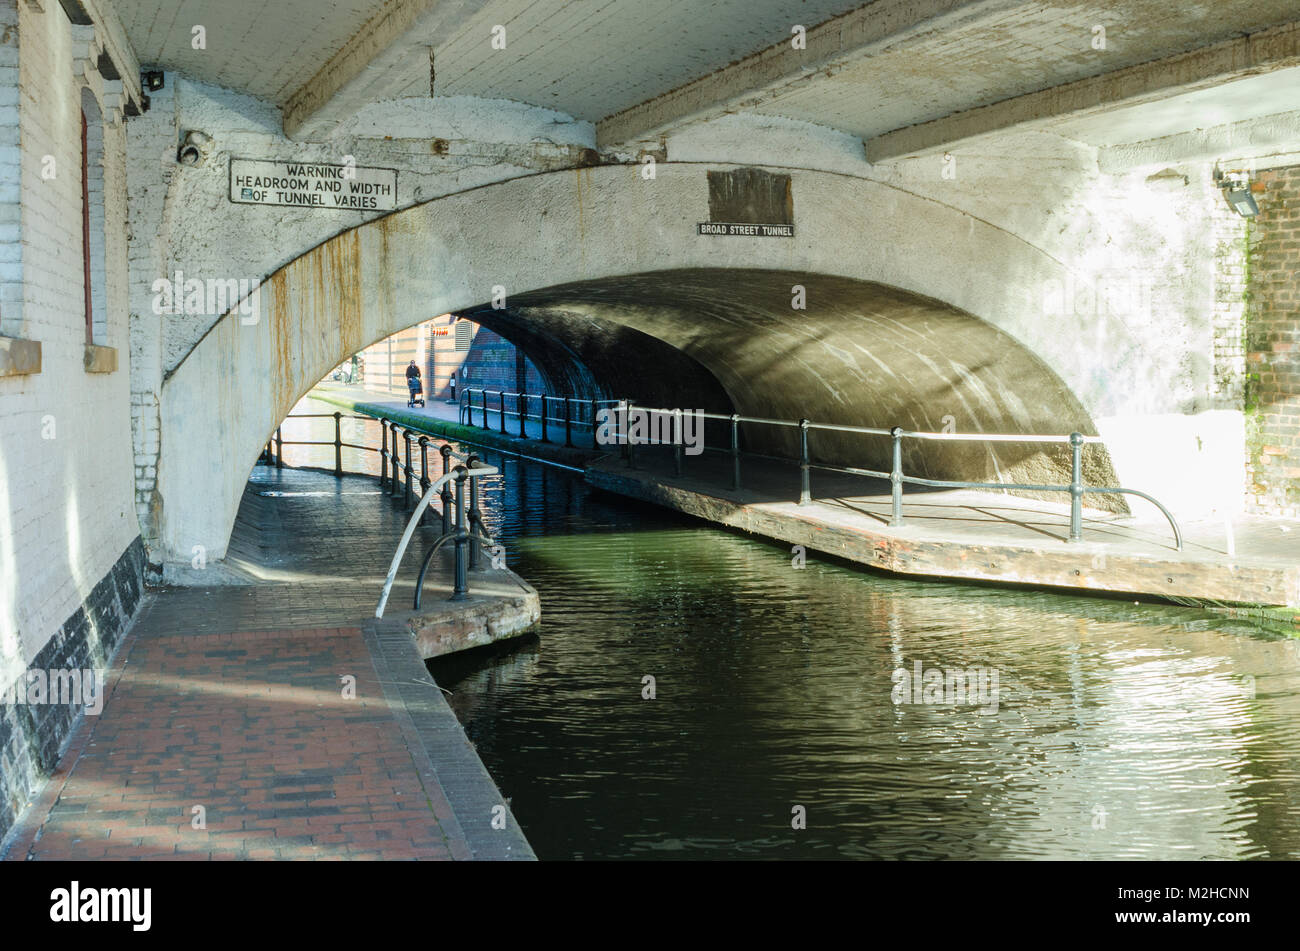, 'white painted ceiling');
111,0,1300,153
114,0,868,114
747,0,1300,141
114,0,387,104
